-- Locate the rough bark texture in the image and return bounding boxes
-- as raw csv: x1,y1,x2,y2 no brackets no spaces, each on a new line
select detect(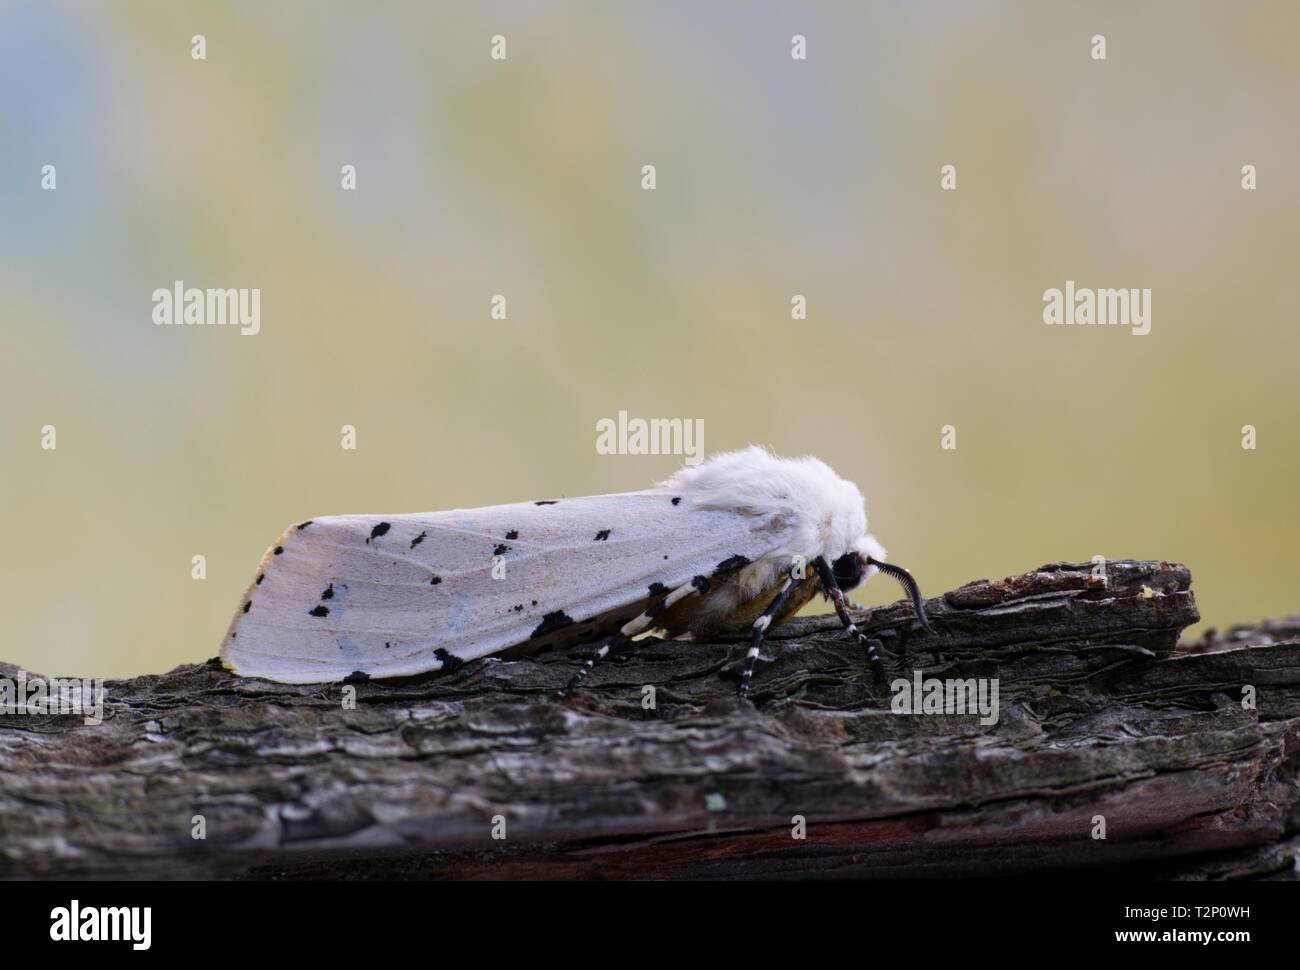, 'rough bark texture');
2,560,1297,880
